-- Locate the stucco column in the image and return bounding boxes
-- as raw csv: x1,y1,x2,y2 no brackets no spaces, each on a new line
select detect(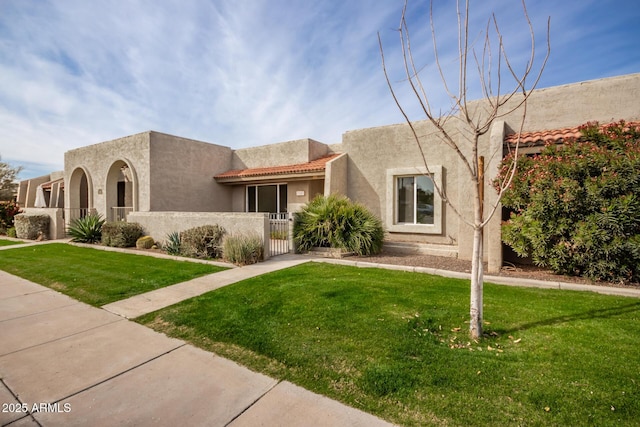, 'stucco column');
486,121,505,273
